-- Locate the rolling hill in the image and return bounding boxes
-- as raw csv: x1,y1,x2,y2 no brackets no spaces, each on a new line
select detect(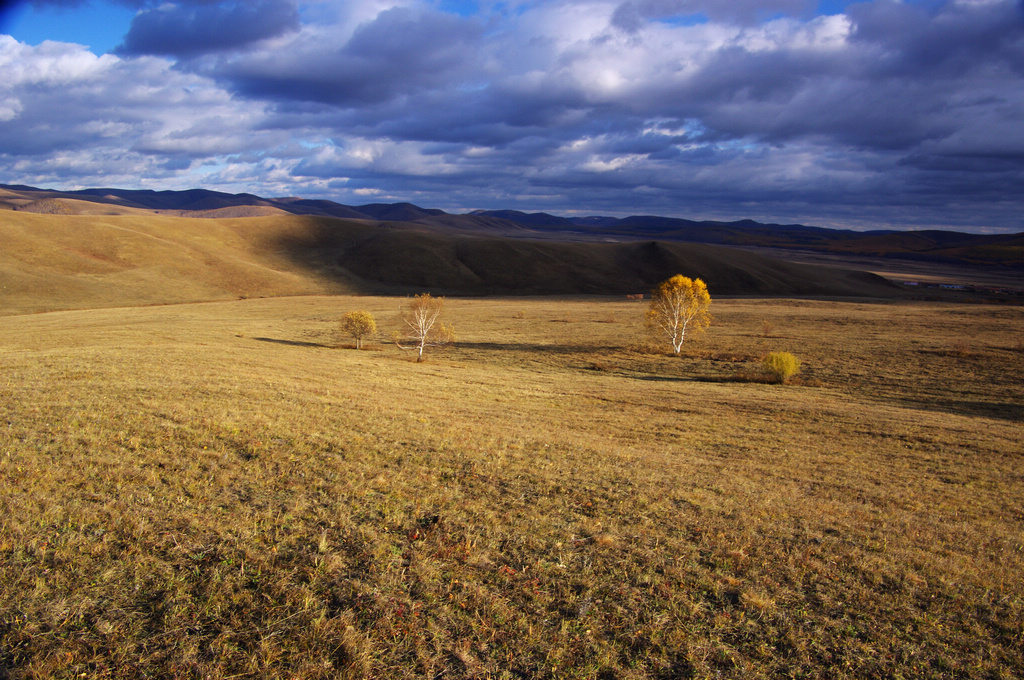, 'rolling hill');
3,184,1022,268
0,210,898,315
283,222,895,297
0,211,348,314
